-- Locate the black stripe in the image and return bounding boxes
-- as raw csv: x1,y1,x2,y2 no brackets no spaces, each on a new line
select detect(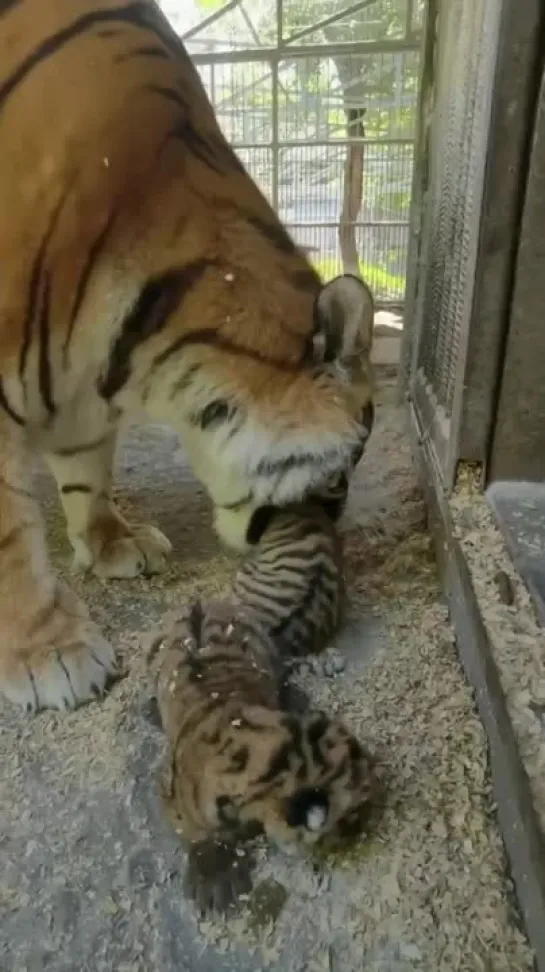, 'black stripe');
54,435,109,458
88,647,109,673
167,120,227,175
256,741,292,784
20,193,67,389
306,715,329,769
226,746,250,774
38,275,55,415
64,211,116,364
245,215,298,256
245,505,276,544
25,662,40,712
272,567,327,645
172,699,221,748
0,3,154,115
96,27,127,38
146,84,187,110
0,0,20,16
187,601,204,650
167,363,201,400
238,576,296,613
61,483,93,495
134,2,189,60
154,326,302,374
116,44,170,62
19,243,41,383
361,401,375,435
0,378,24,426
99,261,210,400
155,327,218,368
219,492,253,512
256,450,327,477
